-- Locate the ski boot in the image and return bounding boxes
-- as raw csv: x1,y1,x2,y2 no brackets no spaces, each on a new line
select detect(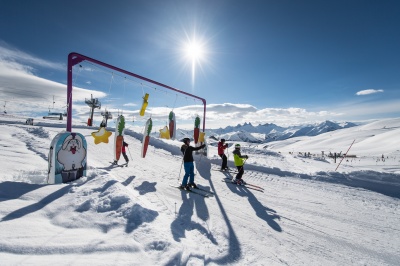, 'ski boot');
188,183,198,189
